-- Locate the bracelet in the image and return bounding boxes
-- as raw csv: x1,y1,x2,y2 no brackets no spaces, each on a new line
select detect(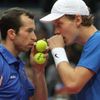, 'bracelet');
51,48,69,67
